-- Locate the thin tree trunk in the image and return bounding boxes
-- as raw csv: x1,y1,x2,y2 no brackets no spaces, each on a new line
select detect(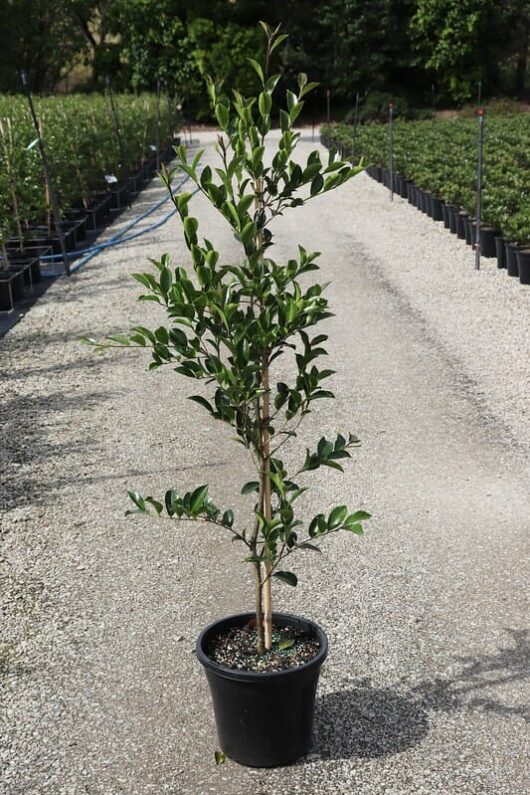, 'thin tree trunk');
254,174,273,651
254,561,265,655
261,353,273,651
